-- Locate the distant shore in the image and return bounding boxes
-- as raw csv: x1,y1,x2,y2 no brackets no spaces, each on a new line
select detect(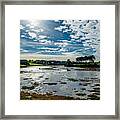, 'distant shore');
20,59,100,71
